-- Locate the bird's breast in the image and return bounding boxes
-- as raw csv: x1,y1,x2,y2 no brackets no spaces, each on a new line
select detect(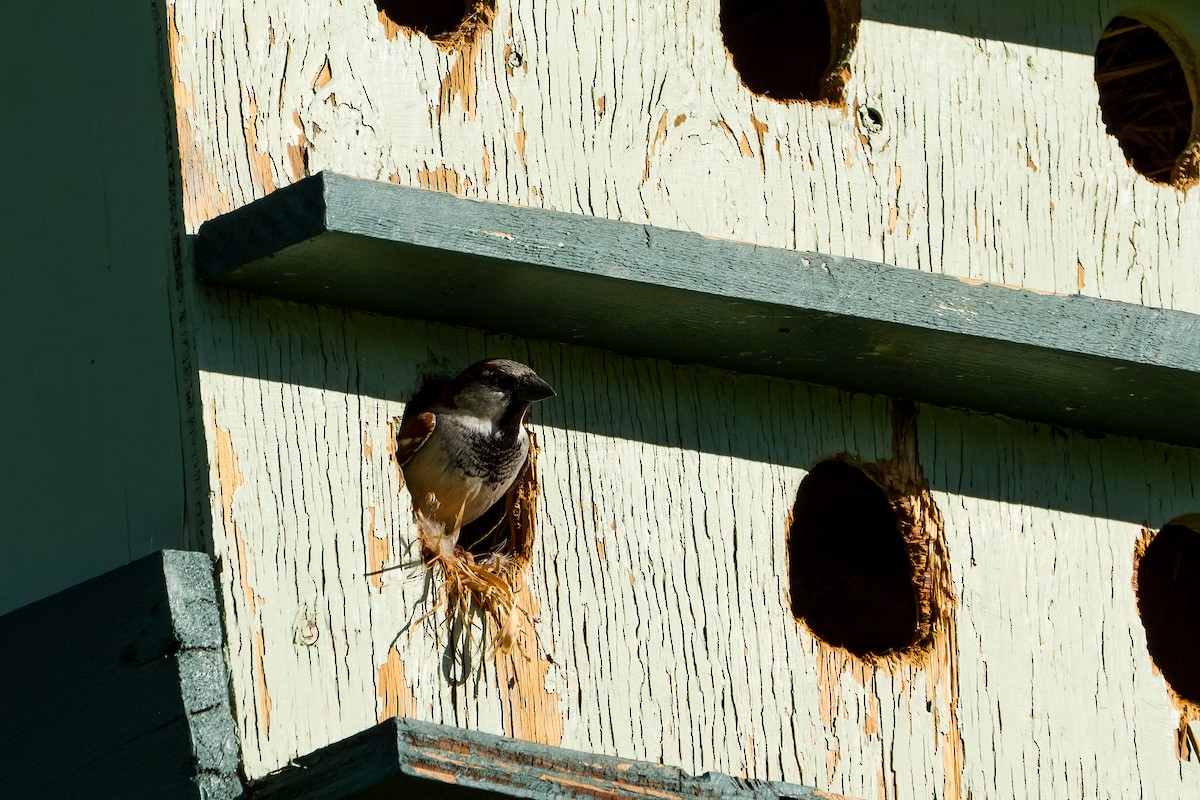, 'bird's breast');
402,419,530,529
